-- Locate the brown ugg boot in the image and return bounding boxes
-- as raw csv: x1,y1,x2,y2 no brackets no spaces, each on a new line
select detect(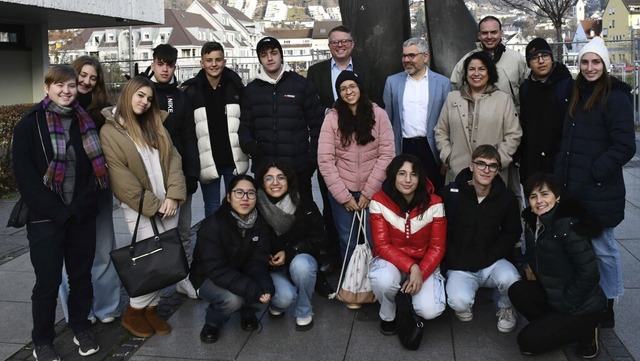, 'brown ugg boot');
122,305,154,337
144,306,171,335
